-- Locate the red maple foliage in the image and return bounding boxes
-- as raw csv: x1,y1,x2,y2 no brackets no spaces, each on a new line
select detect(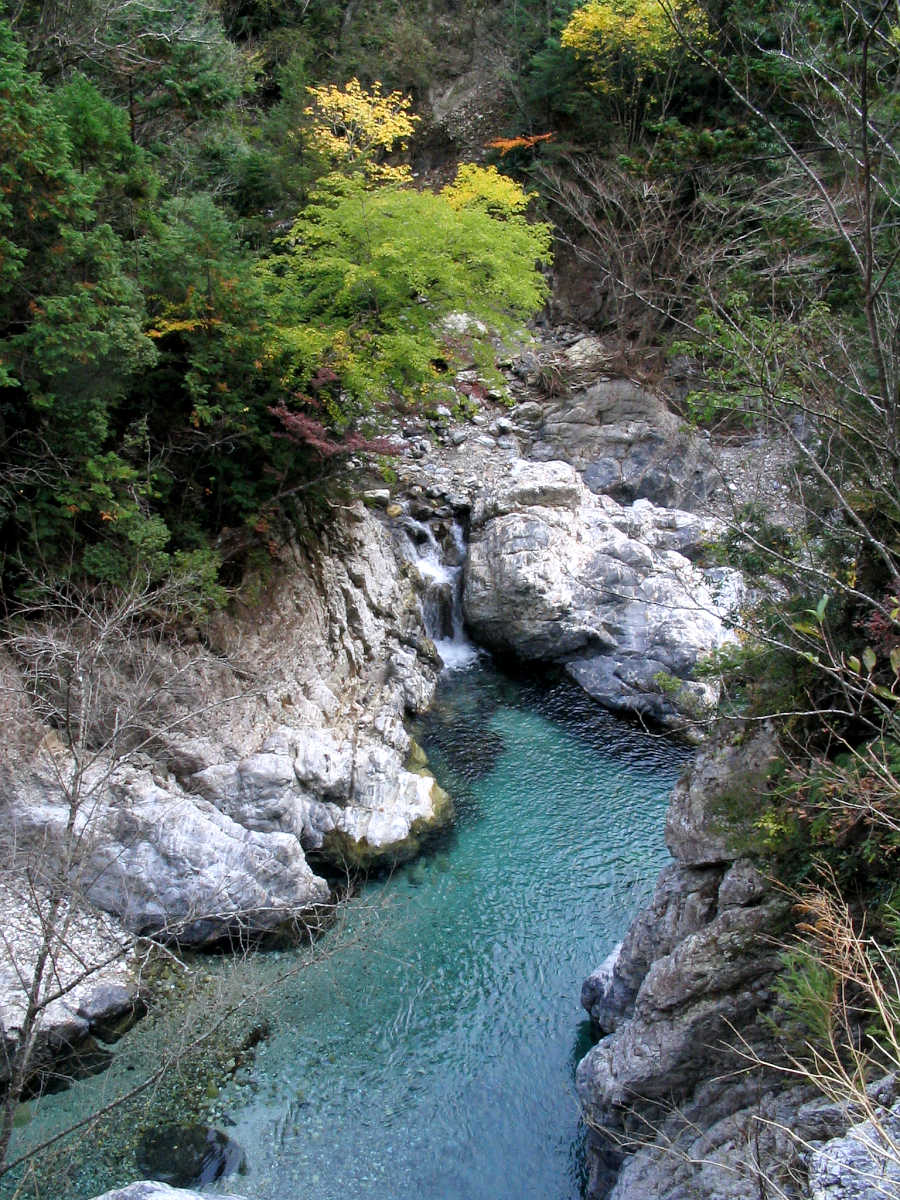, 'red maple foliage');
268,402,401,459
